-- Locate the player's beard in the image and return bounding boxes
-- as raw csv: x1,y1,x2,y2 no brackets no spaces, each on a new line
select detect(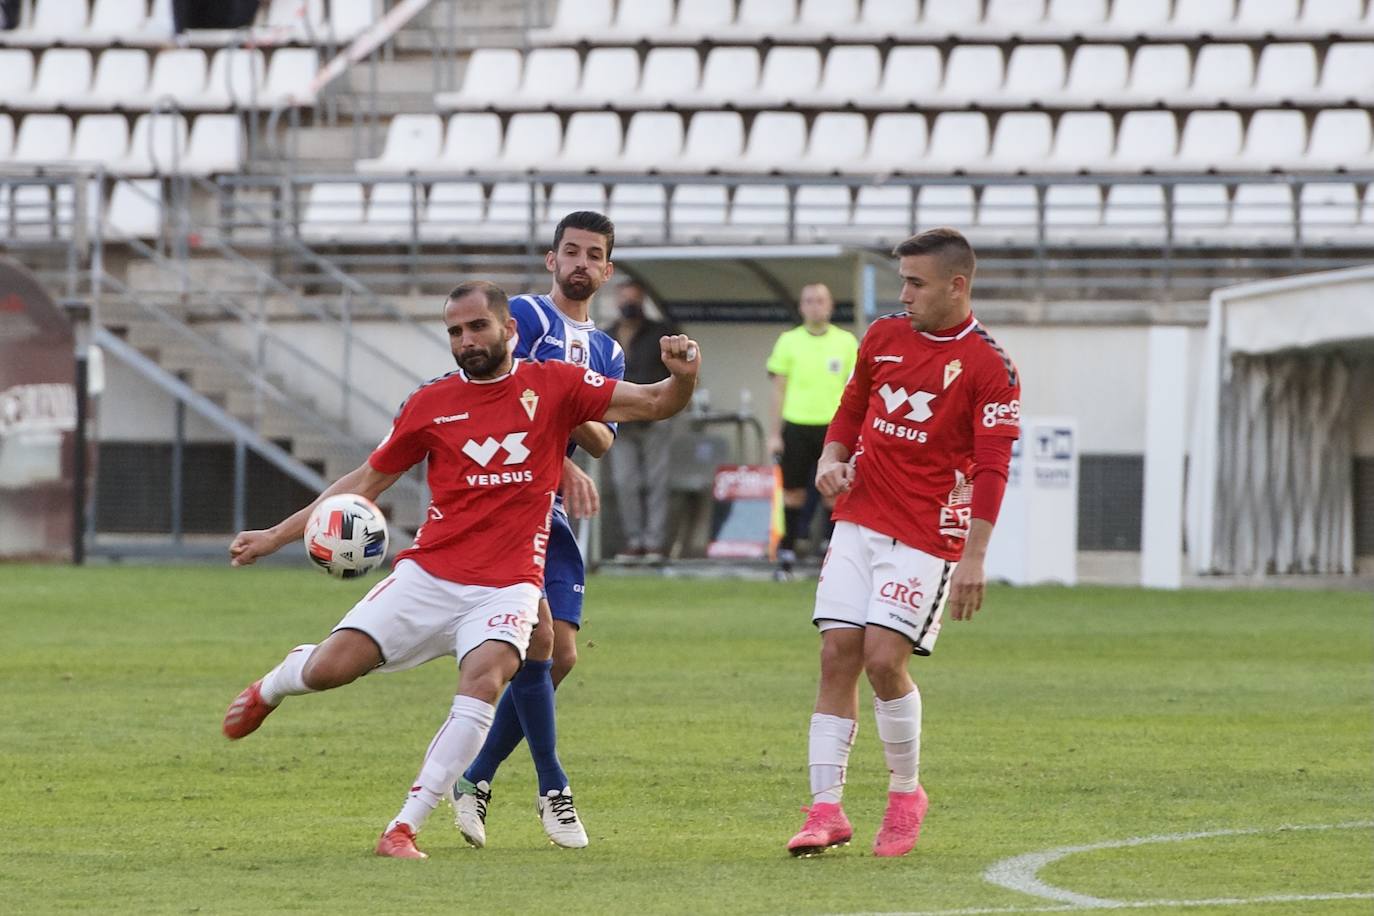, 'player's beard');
555,267,597,302
456,336,509,378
